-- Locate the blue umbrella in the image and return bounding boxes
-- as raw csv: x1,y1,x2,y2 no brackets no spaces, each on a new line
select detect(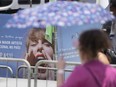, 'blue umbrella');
6,1,114,28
